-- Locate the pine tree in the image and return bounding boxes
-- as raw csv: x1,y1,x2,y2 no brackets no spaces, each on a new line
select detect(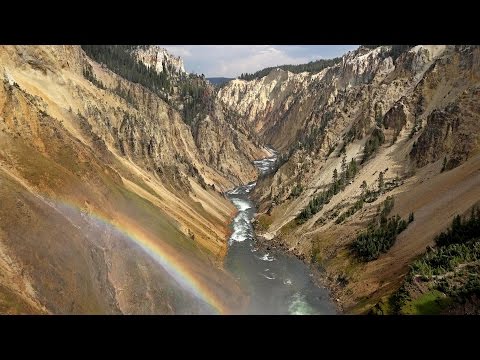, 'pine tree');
408,212,414,223
452,214,462,232
378,172,384,193
332,168,339,194
341,156,347,182
441,156,447,172
348,158,358,179
361,180,368,196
